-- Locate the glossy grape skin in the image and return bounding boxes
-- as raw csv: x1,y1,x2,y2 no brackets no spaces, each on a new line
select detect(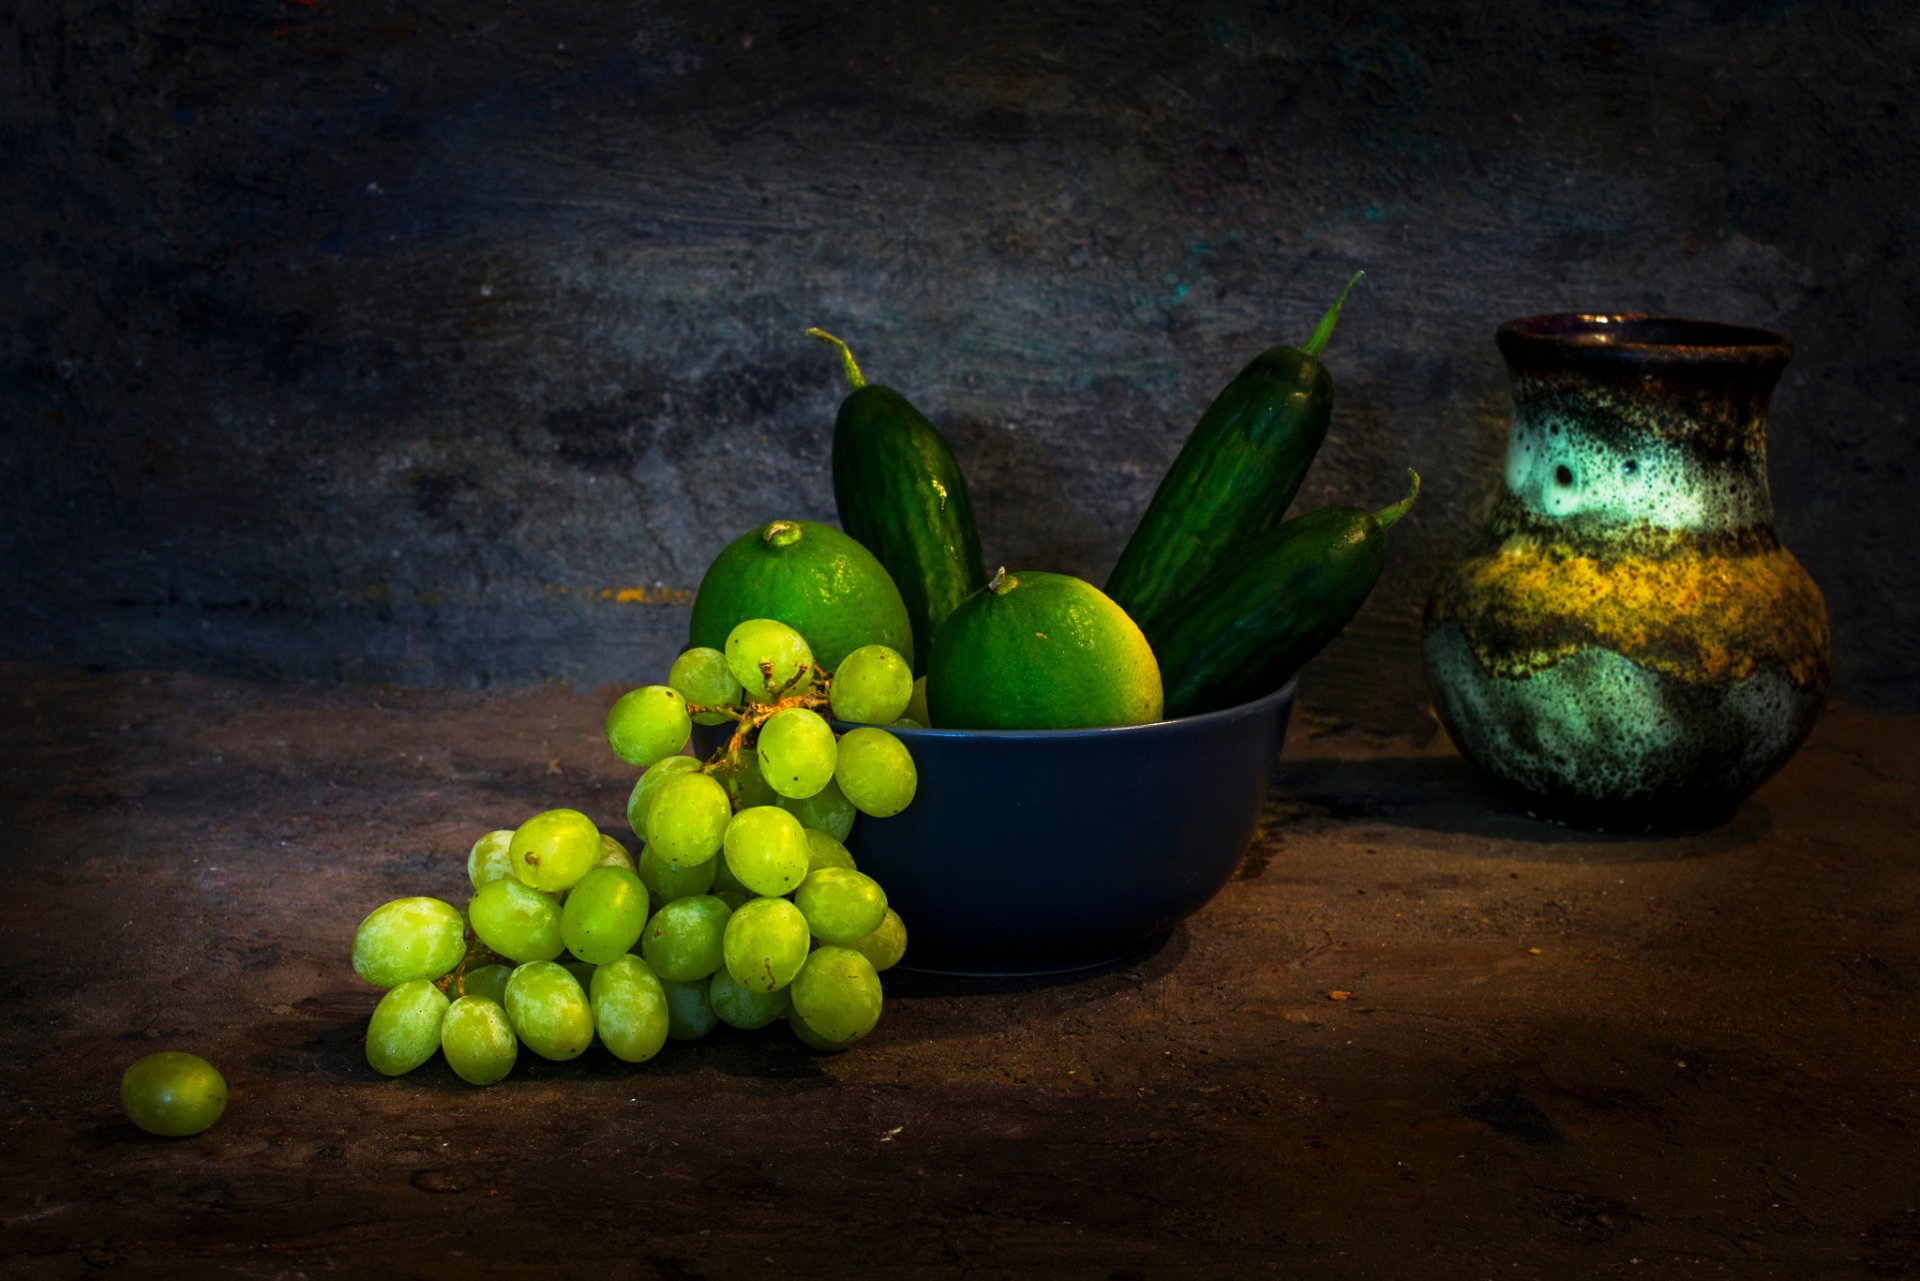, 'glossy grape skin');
725,618,815,701
721,896,810,993
467,877,564,964
441,996,517,1086
626,755,701,839
722,748,780,809
459,963,513,1006
589,954,670,1063
710,968,791,1030
722,806,811,898
594,833,634,871
639,895,732,982
509,808,601,893
713,889,749,911
644,771,733,869
793,867,888,945
803,828,857,874
121,1052,226,1136
561,865,650,965
789,946,883,1048
661,977,718,1040
669,647,744,724
351,897,467,988
366,979,450,1076
834,727,918,818
605,685,693,767
829,644,913,724
904,675,931,727
789,1006,852,1053
561,958,598,991
845,908,908,973
468,830,517,888
637,843,716,903
504,961,594,1061
777,776,857,842
756,708,837,799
